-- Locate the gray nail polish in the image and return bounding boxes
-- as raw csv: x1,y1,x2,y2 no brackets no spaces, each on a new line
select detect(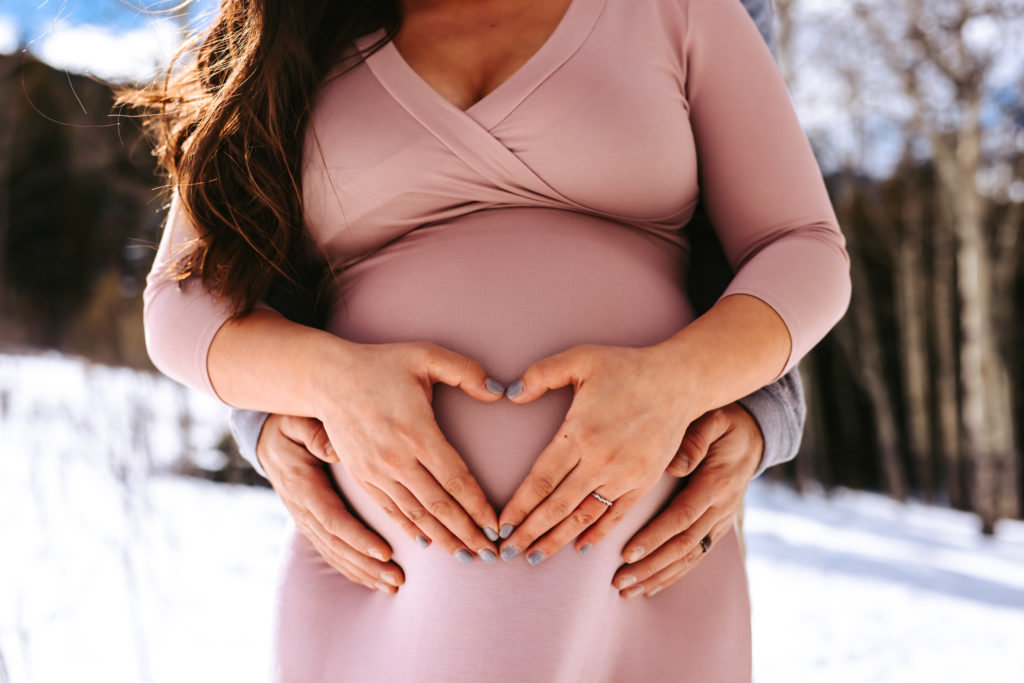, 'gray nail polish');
505,380,525,399
579,543,592,556
416,535,430,549
483,527,500,542
455,549,473,565
527,550,546,566
484,378,506,395
478,549,497,564
500,545,520,562
499,524,515,539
